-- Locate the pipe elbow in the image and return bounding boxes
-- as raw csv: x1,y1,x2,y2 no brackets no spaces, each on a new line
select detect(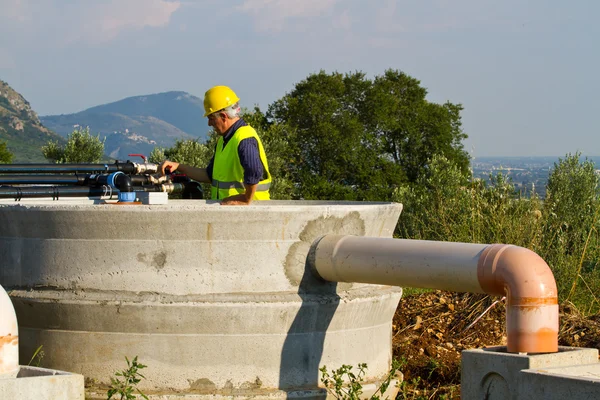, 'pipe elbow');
477,244,559,353
477,244,558,301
